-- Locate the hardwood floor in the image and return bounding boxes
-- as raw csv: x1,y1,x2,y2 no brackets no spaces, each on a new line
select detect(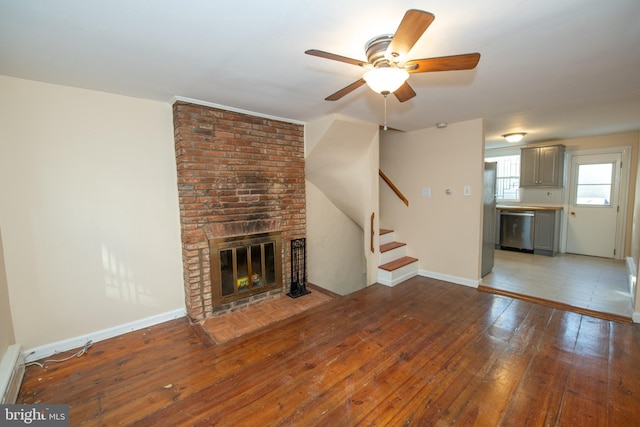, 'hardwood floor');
18,276,640,426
